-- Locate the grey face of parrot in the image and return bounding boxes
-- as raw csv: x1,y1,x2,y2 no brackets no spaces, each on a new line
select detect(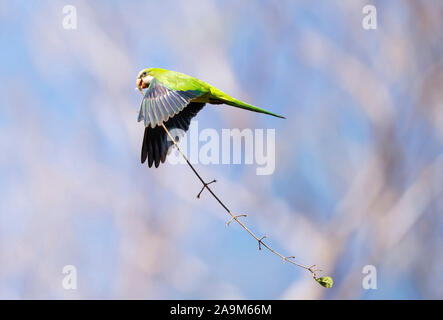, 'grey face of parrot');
136,70,153,92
